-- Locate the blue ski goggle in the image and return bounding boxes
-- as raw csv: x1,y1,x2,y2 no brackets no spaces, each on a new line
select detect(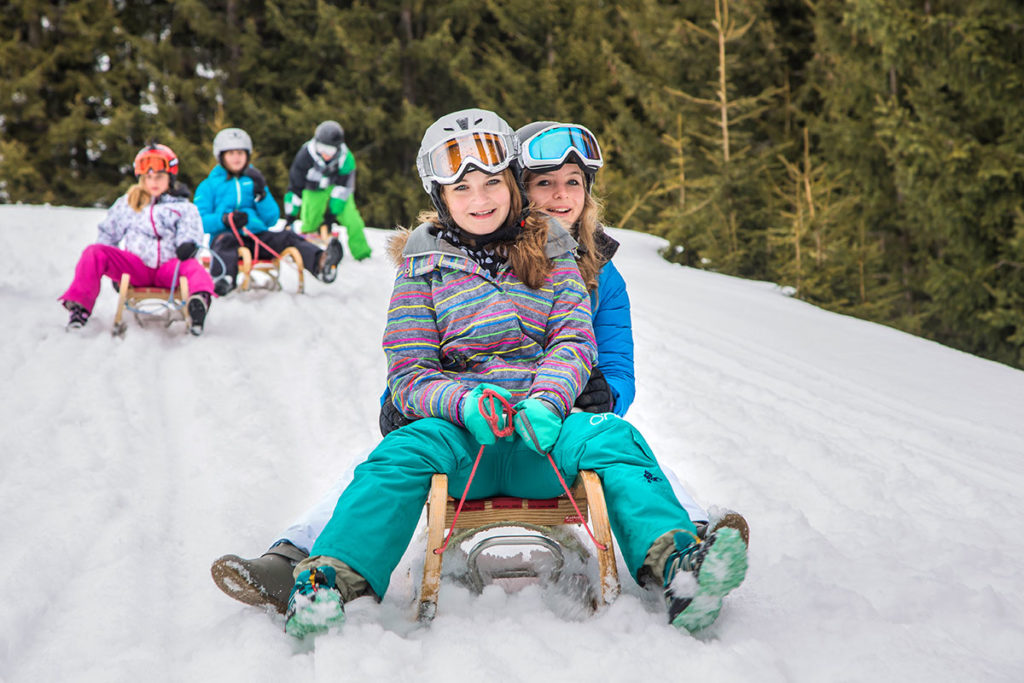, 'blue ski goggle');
519,124,603,173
